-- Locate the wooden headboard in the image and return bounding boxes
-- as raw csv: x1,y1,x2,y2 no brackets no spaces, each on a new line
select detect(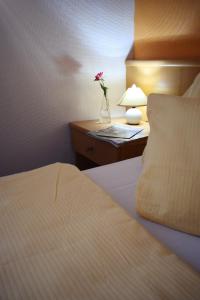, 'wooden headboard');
126,60,200,96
